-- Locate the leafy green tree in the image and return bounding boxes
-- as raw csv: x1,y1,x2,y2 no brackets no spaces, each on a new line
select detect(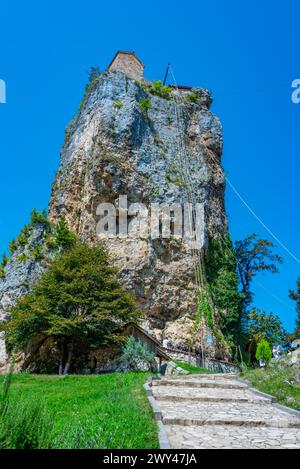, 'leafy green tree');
246,308,286,361
205,234,243,340
54,217,77,250
235,234,283,309
255,339,272,365
289,278,300,337
3,243,139,375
